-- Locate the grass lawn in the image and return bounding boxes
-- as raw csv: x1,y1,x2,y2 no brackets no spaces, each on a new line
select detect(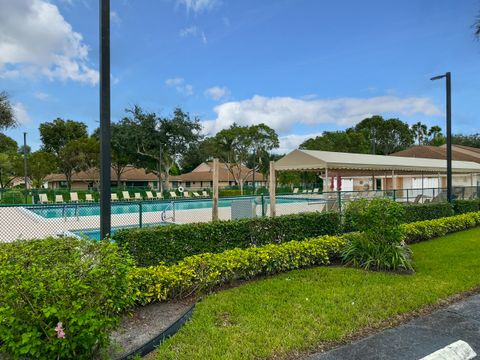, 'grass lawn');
153,228,480,360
